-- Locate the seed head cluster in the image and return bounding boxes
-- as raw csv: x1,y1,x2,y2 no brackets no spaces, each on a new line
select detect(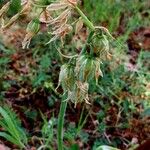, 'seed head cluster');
0,0,112,106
